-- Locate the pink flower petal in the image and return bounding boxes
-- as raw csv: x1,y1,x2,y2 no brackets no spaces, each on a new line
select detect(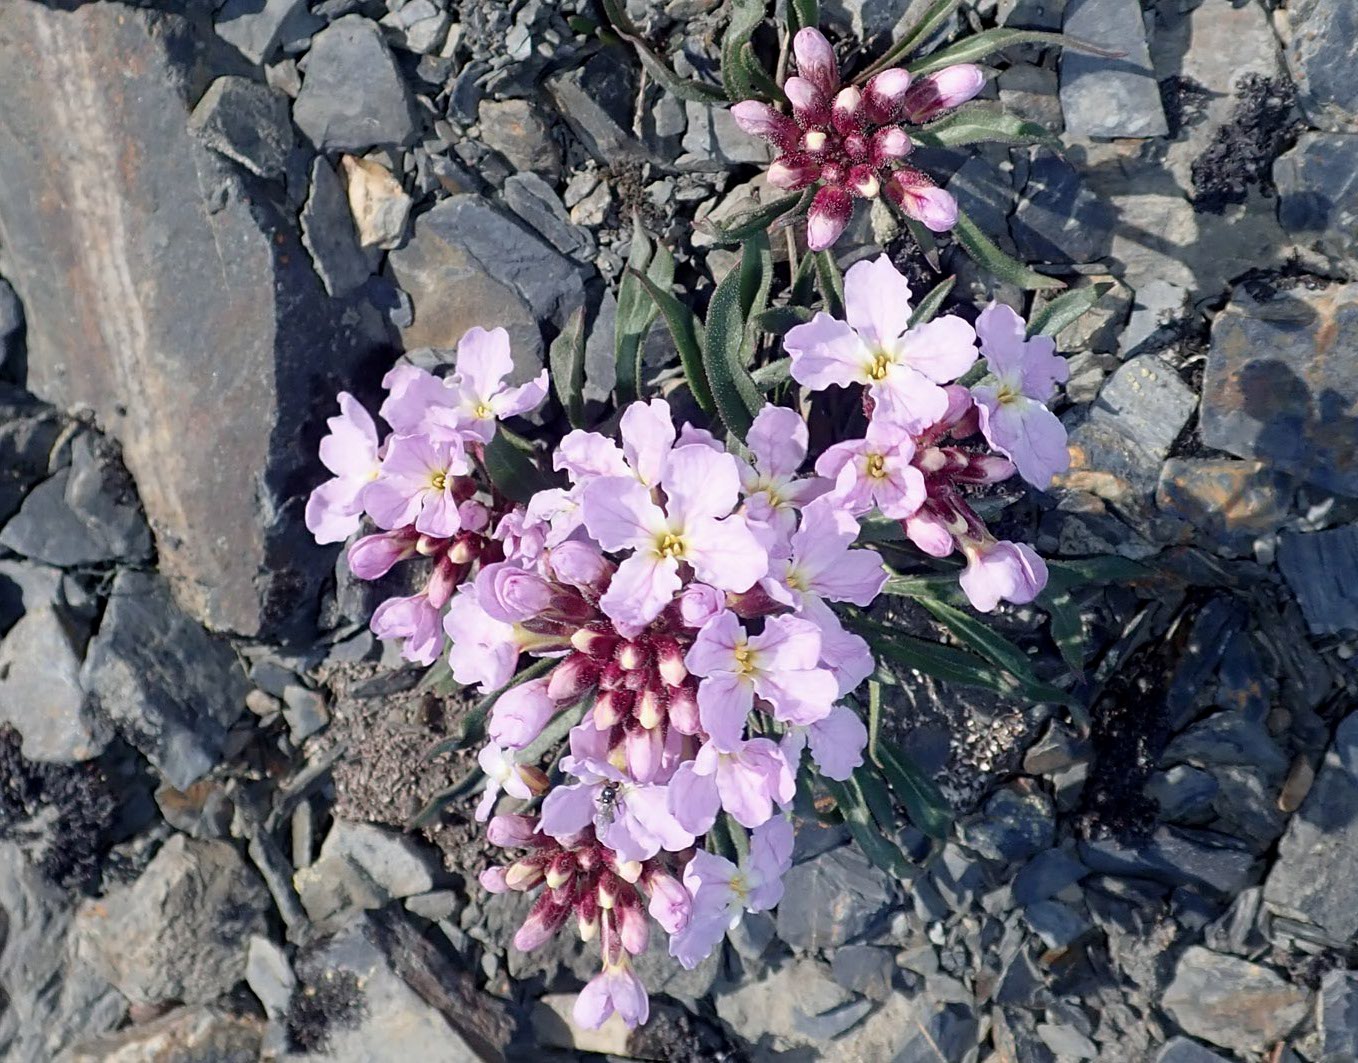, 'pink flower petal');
843,254,914,350
806,184,853,251
785,311,873,391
